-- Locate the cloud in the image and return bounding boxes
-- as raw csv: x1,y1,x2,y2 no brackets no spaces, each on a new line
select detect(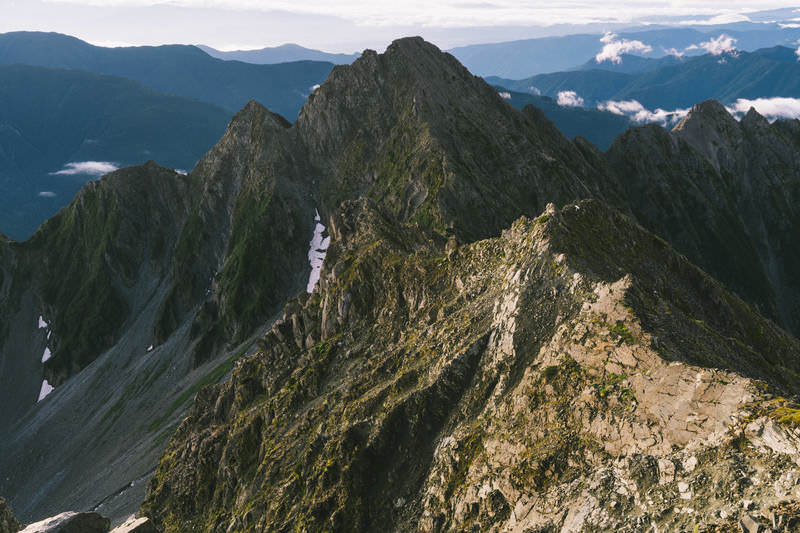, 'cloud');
595,32,653,64
50,161,119,176
38,191,57,198
726,97,800,121
663,47,685,58
598,99,690,125
528,85,541,96
687,34,737,55
498,91,511,100
557,91,584,107
796,40,800,60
